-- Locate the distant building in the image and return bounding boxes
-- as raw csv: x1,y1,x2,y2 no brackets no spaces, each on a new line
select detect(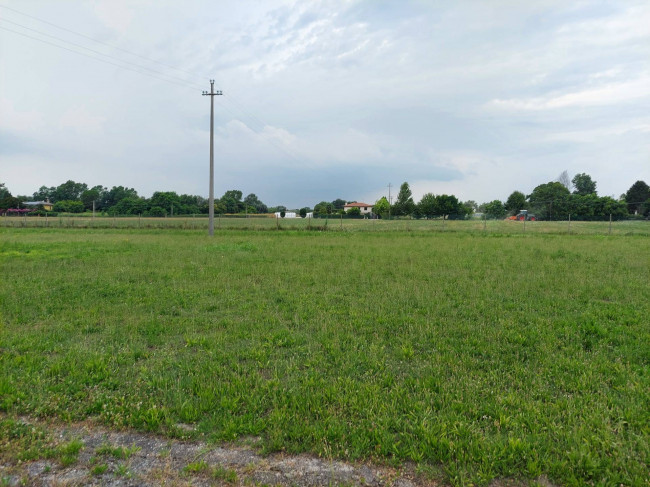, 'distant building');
23,201,54,211
343,202,373,215
275,211,297,218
